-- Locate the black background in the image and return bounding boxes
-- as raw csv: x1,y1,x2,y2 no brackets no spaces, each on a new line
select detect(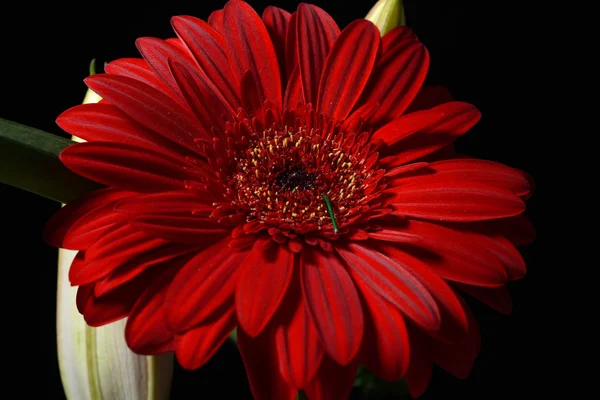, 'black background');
1,0,552,399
